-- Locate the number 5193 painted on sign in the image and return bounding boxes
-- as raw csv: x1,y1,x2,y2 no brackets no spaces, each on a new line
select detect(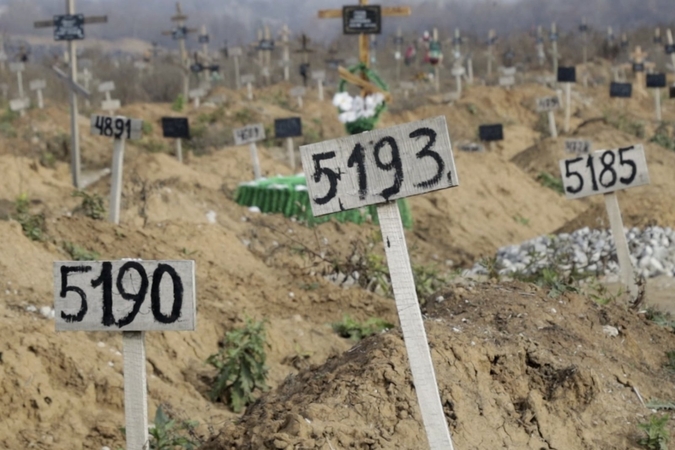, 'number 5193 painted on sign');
300,116,458,216
559,144,649,199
